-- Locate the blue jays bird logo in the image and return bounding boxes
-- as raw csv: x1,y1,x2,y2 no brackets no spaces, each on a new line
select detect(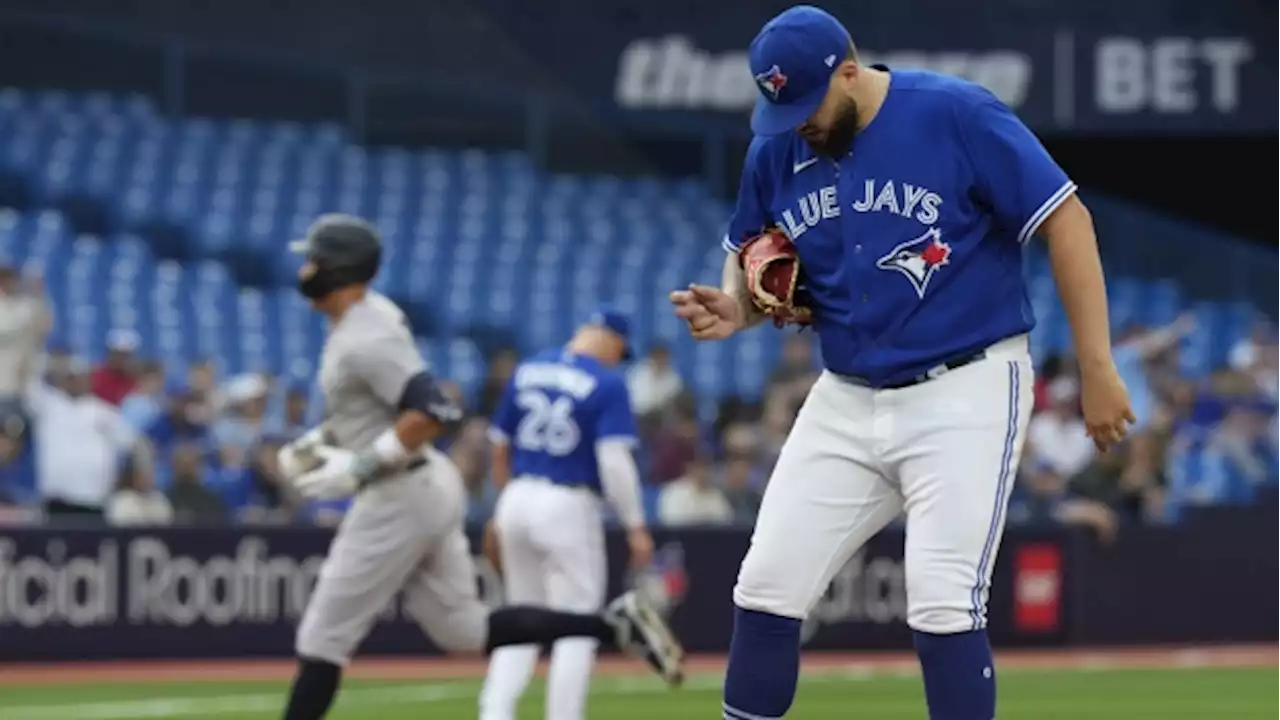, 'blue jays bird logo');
754,65,788,100
876,228,952,299
632,542,688,617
